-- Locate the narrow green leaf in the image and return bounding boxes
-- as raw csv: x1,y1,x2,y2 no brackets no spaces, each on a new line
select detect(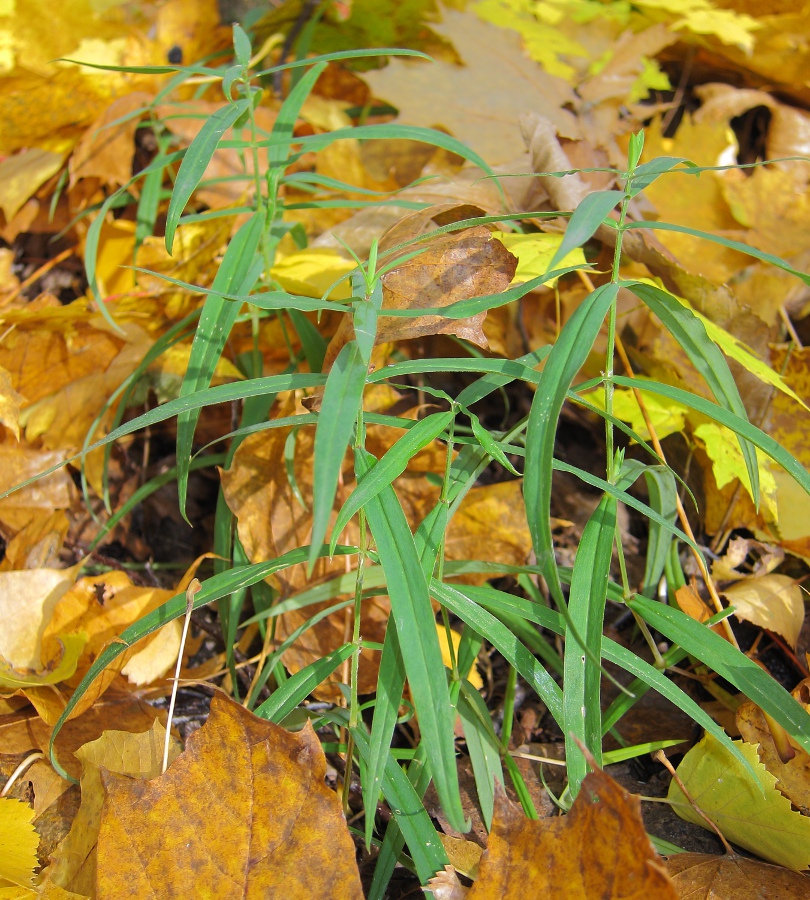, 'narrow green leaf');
547,190,624,271
624,221,810,286
458,683,503,830
330,411,453,554
176,212,263,518
356,448,466,833
563,494,616,797
430,581,563,726
233,23,252,68
610,376,810,498
254,643,354,721
363,620,406,848
629,281,758,504
165,99,250,253
308,342,367,570
642,466,677,597
628,594,810,756
524,282,619,603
